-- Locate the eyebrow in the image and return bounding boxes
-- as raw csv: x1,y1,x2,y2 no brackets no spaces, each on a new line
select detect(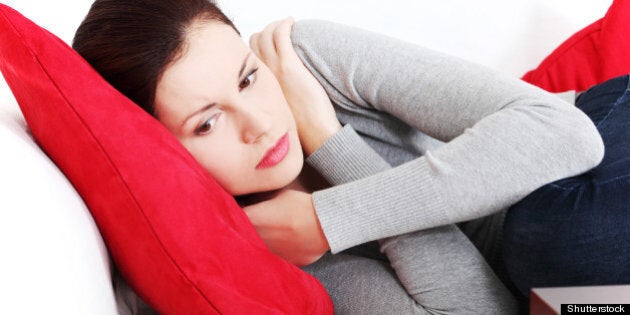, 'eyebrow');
180,103,216,128
180,52,252,128
238,52,252,79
